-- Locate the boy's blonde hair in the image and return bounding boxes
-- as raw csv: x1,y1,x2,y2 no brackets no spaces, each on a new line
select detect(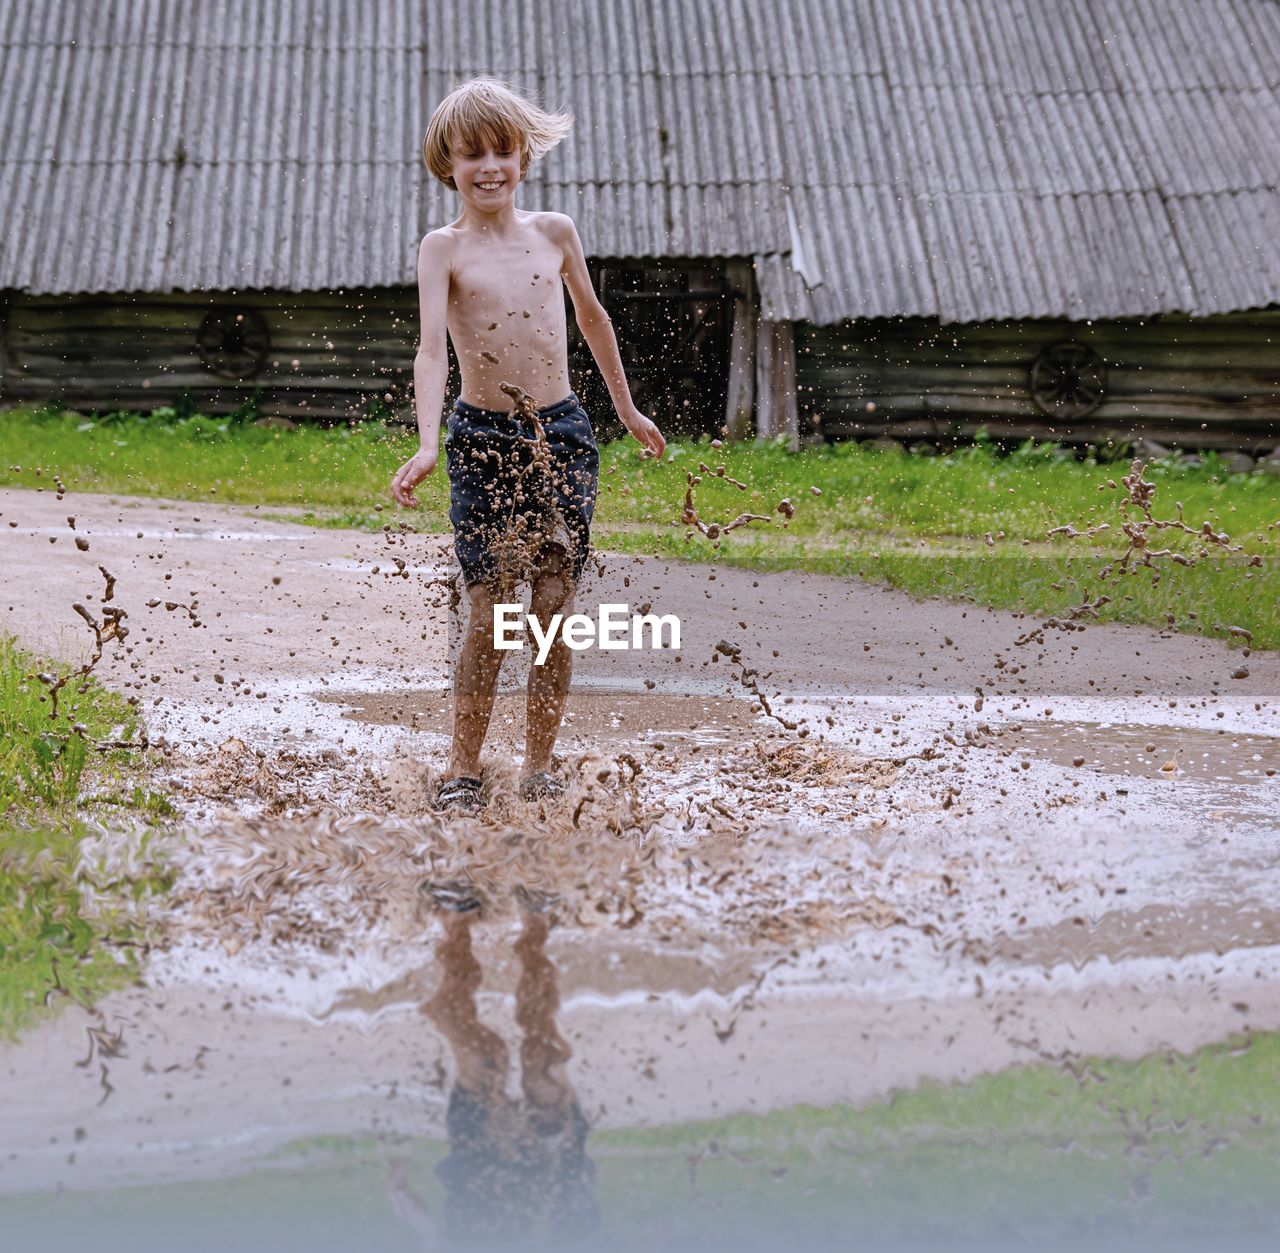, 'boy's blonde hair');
423,76,573,189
